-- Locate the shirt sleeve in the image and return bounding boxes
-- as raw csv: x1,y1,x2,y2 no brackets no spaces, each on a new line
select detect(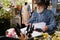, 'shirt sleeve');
28,13,36,23
47,11,56,31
